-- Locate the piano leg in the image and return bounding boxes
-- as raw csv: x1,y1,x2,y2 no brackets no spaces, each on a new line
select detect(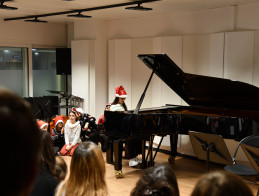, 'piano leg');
113,139,123,178
106,139,114,164
169,134,178,164
140,139,147,169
